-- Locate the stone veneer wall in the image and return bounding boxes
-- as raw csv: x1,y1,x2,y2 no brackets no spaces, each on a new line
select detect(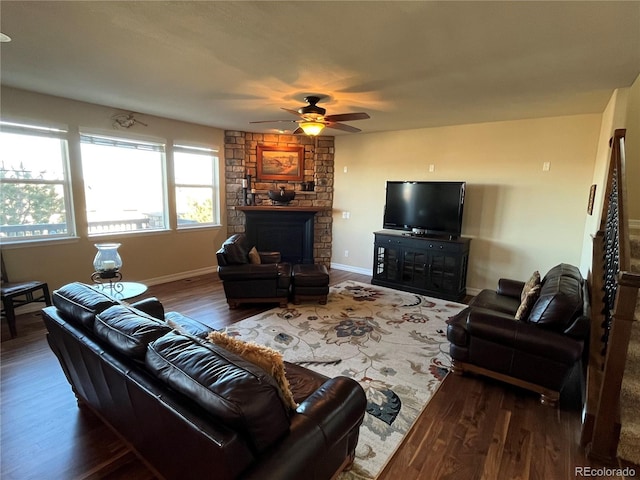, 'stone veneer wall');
224,131,334,267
